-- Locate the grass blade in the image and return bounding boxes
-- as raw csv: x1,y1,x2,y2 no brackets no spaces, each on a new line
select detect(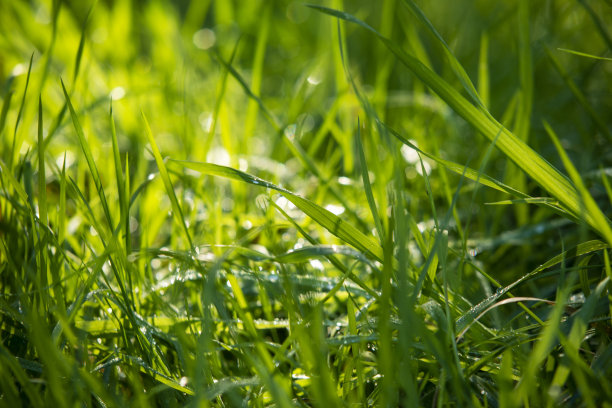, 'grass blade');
169,159,383,262
309,5,612,244
141,112,194,250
